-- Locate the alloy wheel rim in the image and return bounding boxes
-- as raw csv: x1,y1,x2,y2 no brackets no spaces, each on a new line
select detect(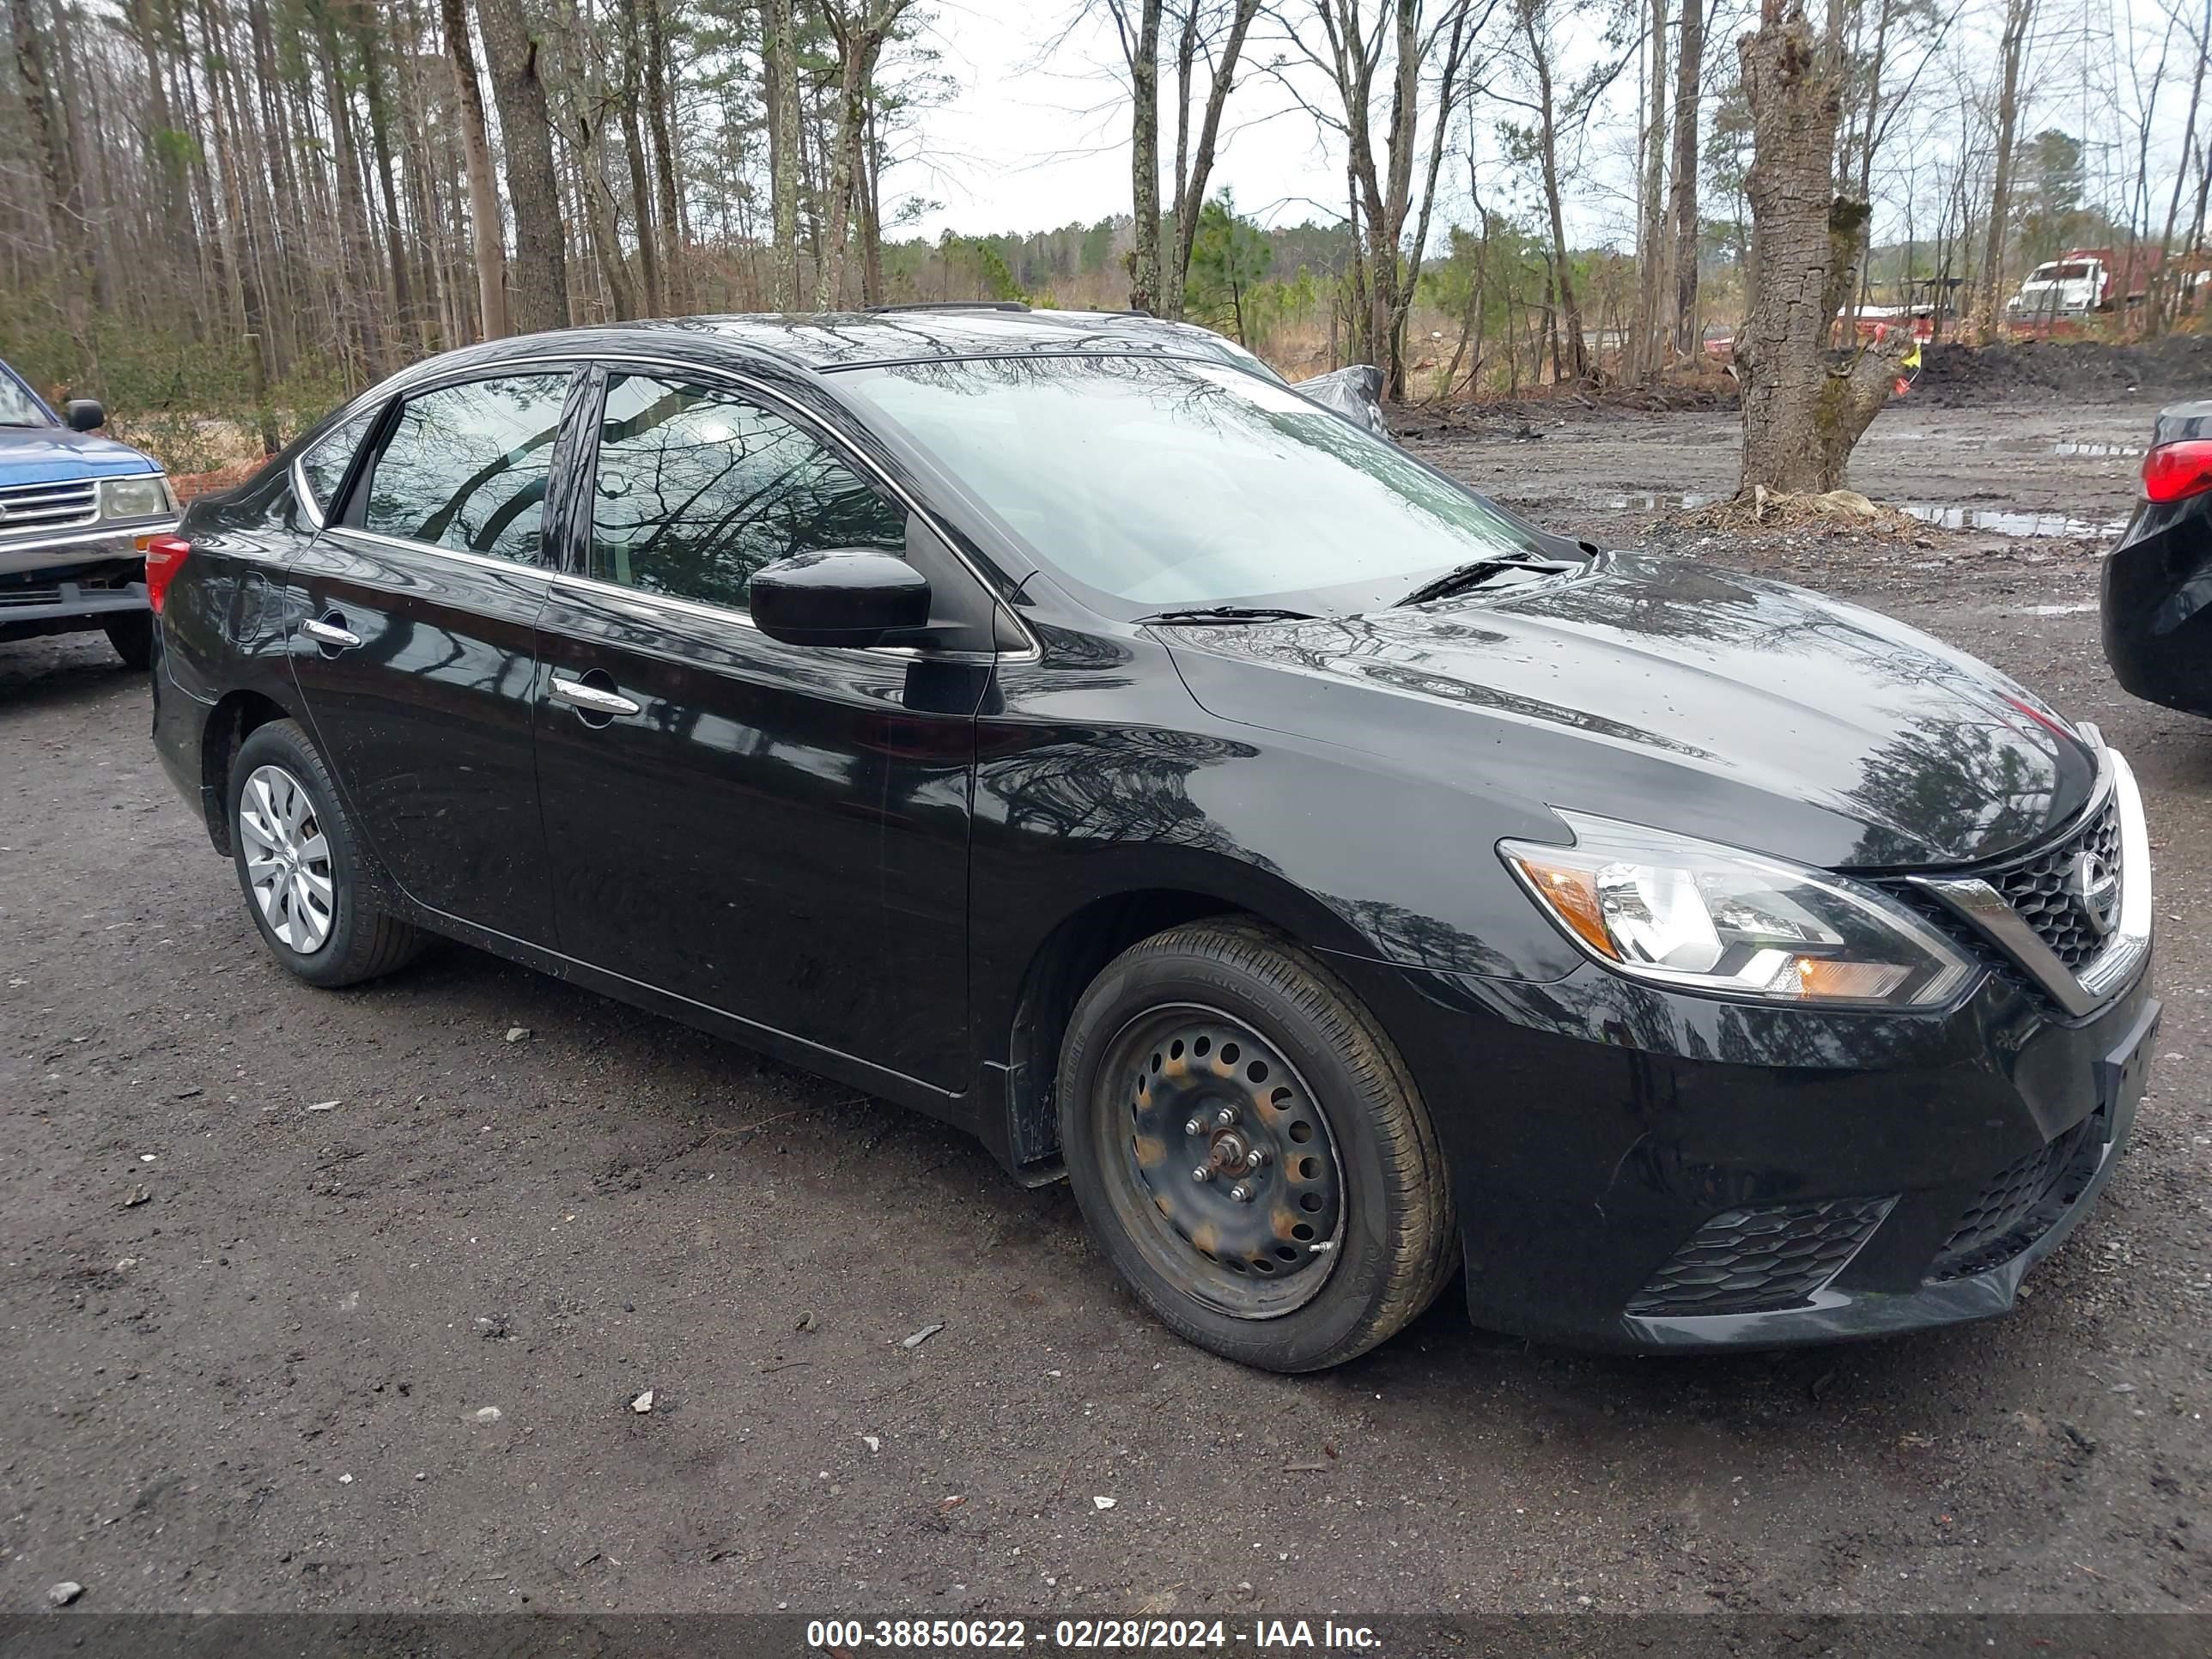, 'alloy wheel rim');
1097,1003,1346,1319
239,763,335,955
